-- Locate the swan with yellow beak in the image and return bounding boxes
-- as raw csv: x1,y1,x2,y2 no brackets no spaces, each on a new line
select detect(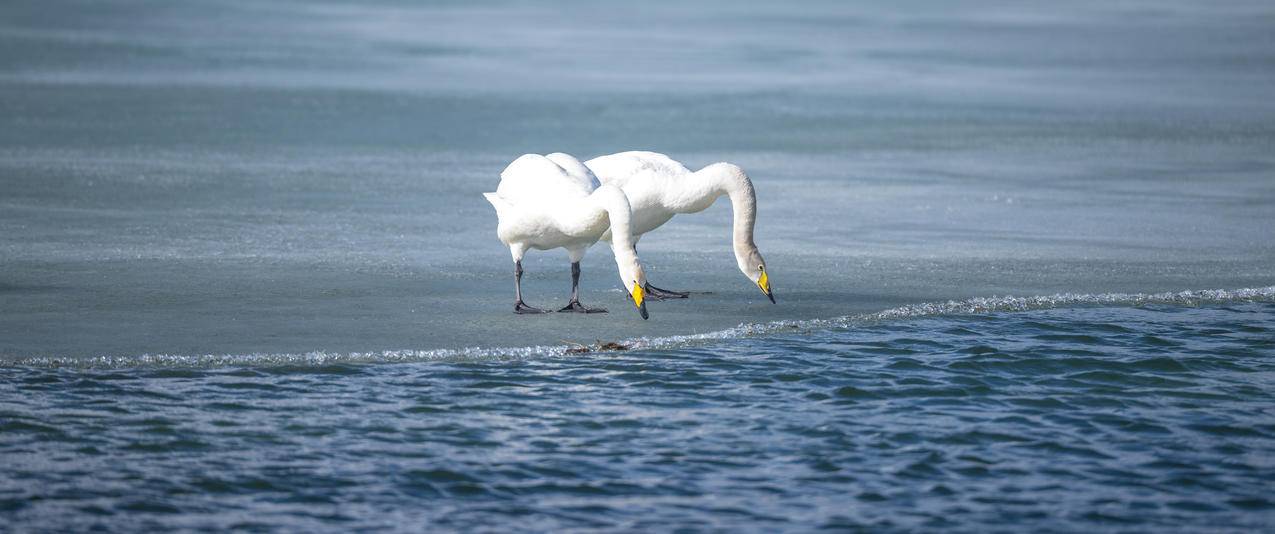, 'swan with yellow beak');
585,151,775,304
483,153,650,319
